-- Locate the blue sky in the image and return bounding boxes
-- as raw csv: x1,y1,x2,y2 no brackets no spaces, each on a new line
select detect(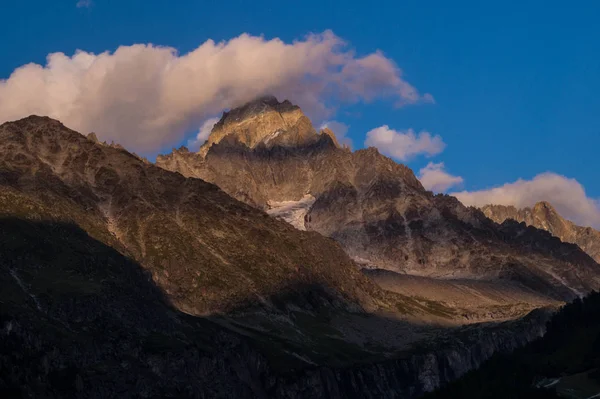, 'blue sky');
1,0,599,223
